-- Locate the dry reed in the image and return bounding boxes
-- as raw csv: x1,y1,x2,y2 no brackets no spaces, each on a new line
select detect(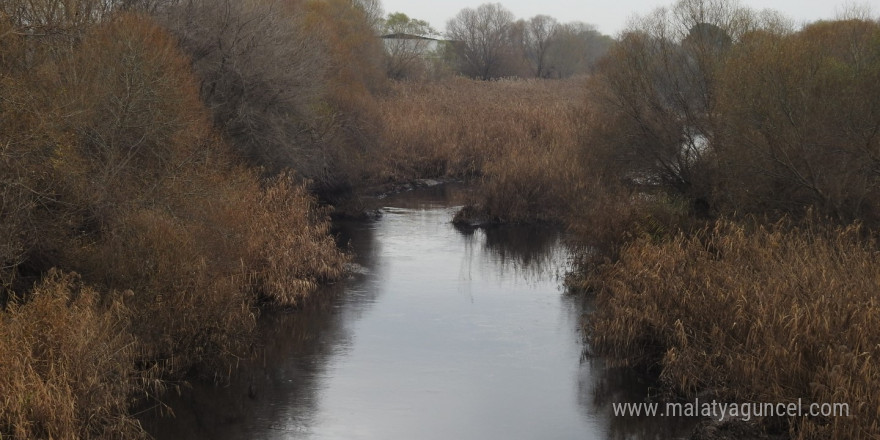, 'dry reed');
376,77,588,222
587,219,880,439
0,270,146,439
